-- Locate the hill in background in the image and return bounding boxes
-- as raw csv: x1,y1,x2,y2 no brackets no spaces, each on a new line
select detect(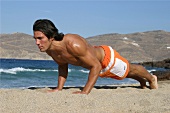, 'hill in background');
87,30,170,62
0,33,50,60
0,30,170,63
